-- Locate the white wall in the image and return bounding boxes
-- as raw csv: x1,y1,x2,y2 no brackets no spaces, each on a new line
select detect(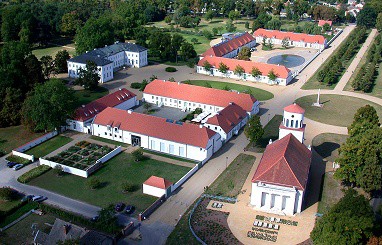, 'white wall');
143,184,167,197
67,61,112,83
114,97,137,110
40,158,88,178
250,182,304,216
279,128,304,143
12,151,34,161
15,131,58,152
171,165,199,192
254,36,325,50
